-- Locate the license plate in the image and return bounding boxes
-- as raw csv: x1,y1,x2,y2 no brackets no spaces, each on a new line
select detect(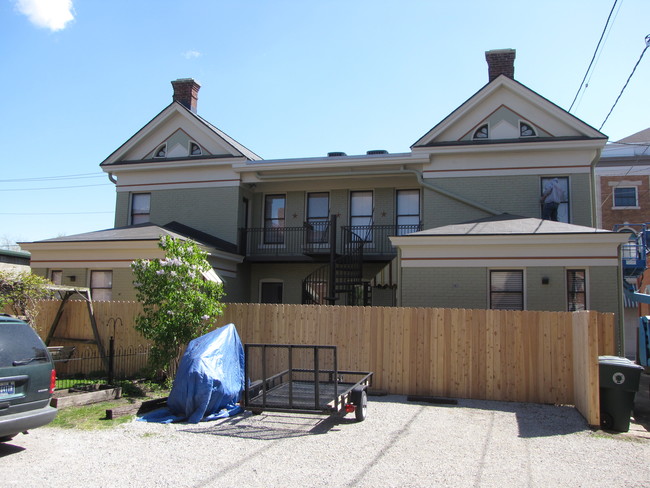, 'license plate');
0,381,15,397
